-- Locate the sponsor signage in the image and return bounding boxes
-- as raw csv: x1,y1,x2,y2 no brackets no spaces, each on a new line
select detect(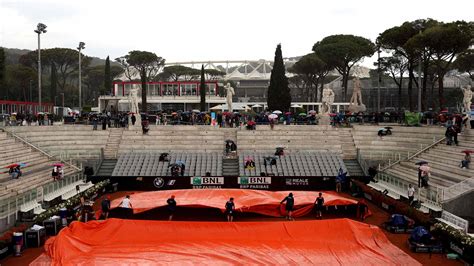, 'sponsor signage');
191,176,224,189
153,177,165,188
238,176,271,189
285,178,309,186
